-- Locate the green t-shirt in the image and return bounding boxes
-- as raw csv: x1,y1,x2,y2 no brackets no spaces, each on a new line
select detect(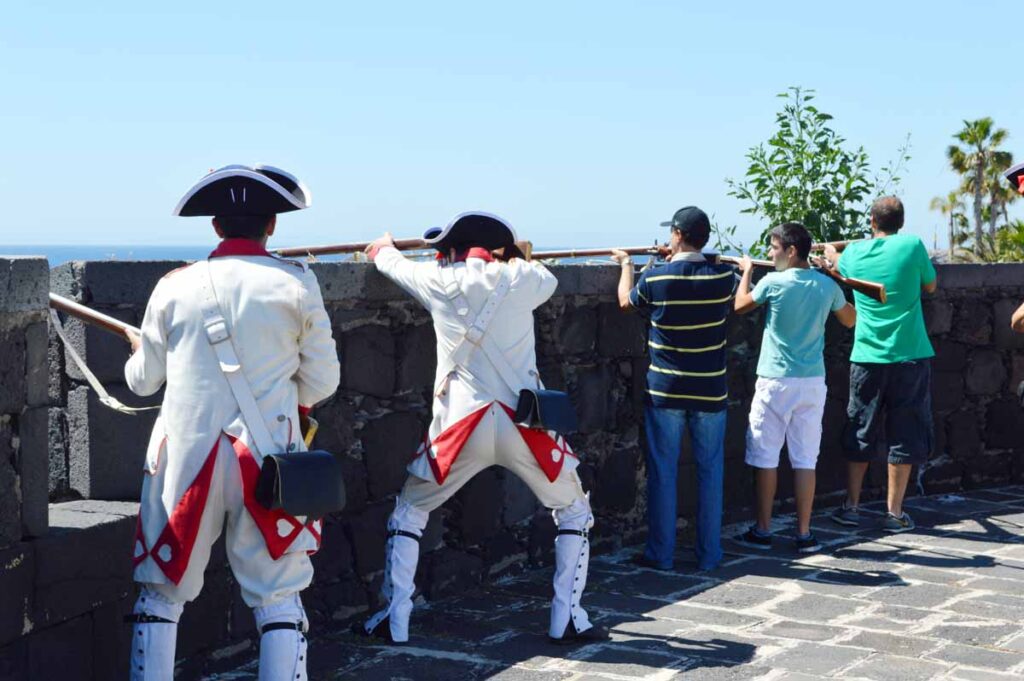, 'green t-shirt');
752,268,847,378
837,233,936,363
